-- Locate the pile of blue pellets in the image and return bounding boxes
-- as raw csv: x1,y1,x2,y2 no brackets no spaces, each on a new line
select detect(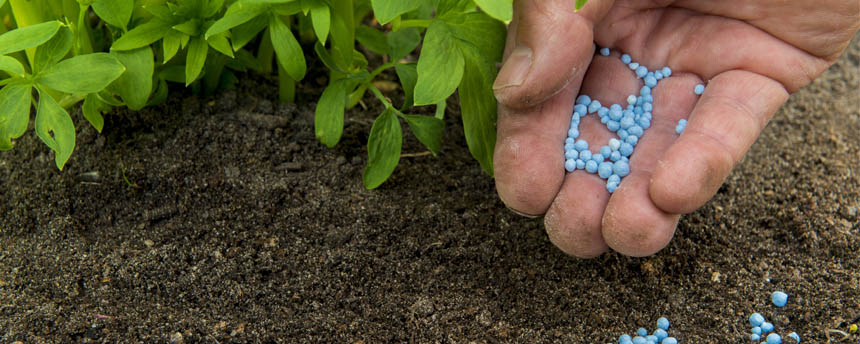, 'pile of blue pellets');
564,47,702,192
615,317,678,344
747,291,800,343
